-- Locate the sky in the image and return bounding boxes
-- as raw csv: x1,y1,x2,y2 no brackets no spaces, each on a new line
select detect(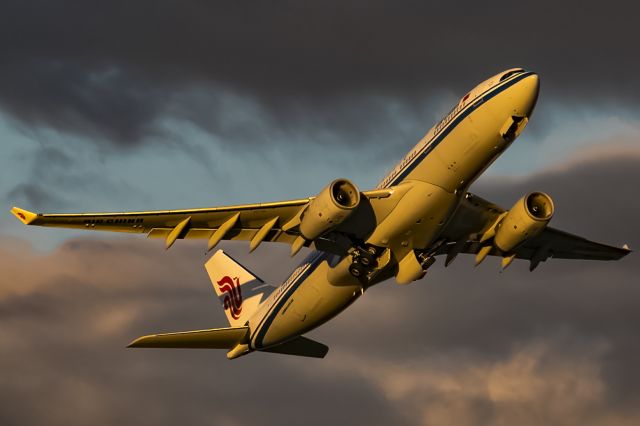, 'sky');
1,2,639,425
